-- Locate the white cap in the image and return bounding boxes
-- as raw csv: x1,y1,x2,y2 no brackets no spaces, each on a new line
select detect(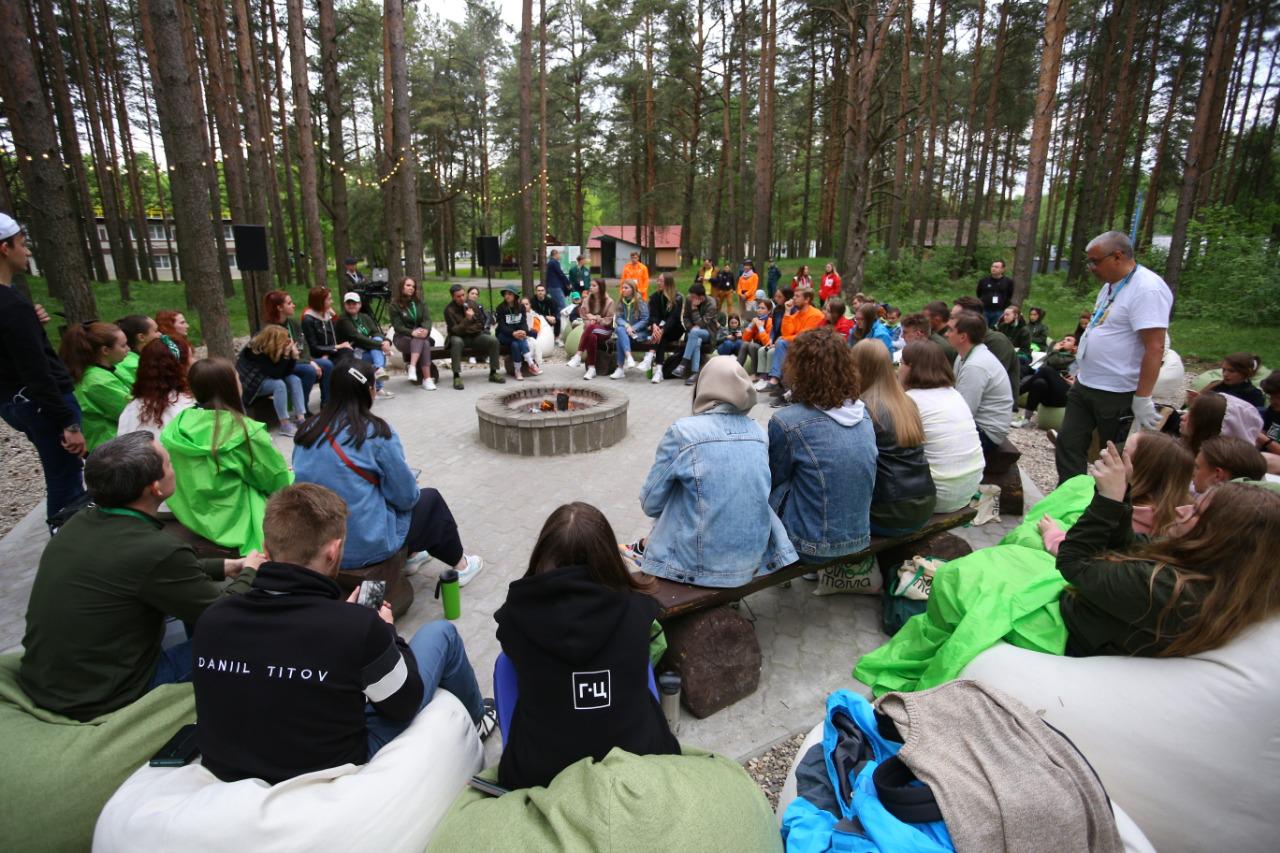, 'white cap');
0,213,20,242
343,291,361,303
